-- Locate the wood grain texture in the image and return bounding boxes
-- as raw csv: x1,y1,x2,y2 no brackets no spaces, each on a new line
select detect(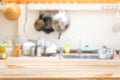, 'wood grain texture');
0,54,120,80
5,0,120,4
0,78,120,80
